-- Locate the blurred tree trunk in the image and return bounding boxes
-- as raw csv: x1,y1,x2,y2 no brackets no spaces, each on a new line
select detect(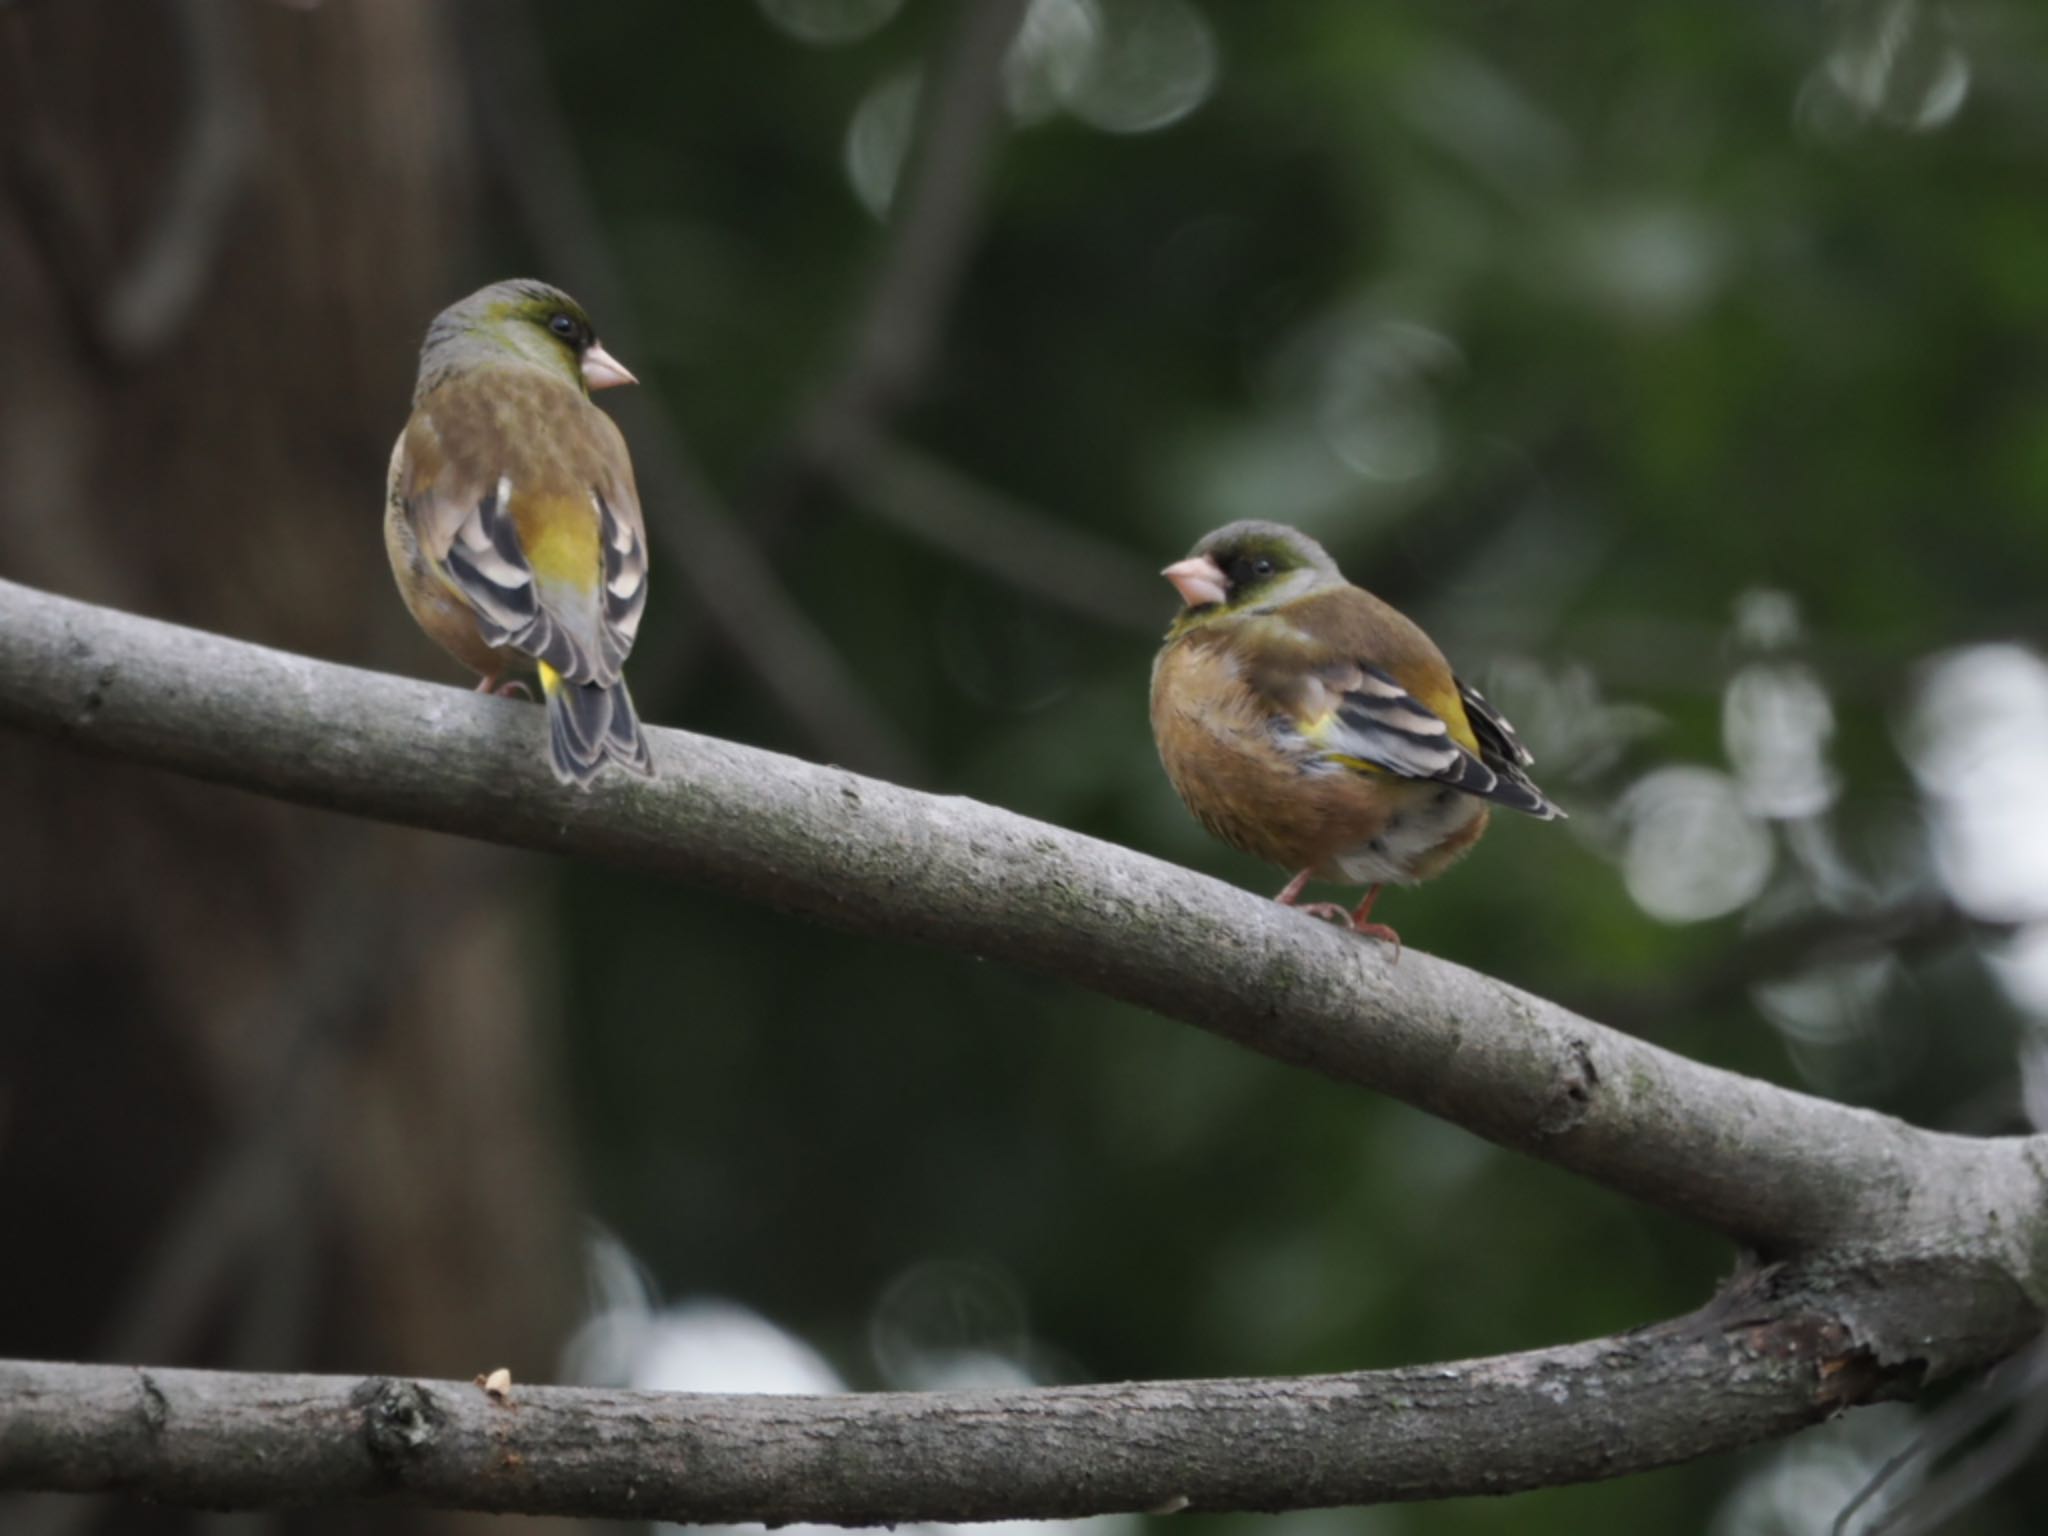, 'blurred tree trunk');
0,4,582,1531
